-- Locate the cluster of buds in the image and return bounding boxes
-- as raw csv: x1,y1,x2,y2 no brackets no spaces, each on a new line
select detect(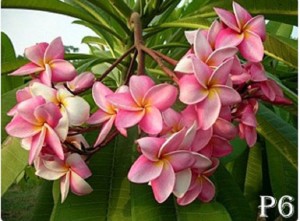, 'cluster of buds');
5,2,291,205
